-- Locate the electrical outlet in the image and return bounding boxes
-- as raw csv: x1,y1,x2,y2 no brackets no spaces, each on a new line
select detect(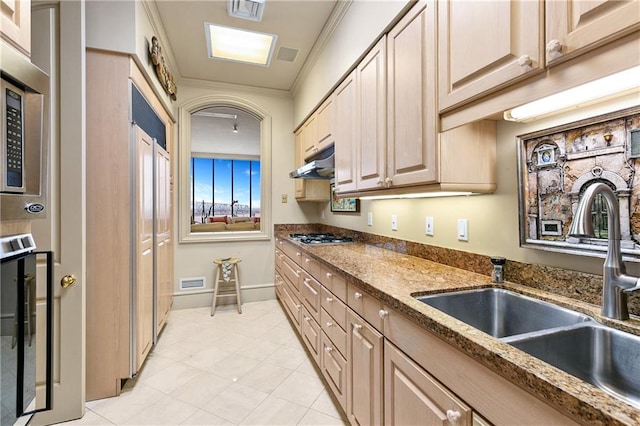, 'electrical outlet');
425,216,434,236
367,212,373,226
457,219,468,241
391,214,398,231
281,194,288,203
